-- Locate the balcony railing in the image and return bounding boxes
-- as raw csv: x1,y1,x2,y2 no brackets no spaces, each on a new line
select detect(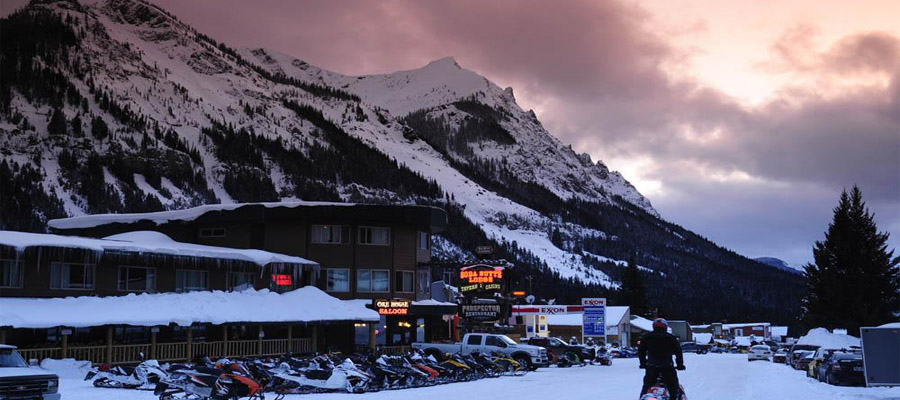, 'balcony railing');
17,338,313,365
